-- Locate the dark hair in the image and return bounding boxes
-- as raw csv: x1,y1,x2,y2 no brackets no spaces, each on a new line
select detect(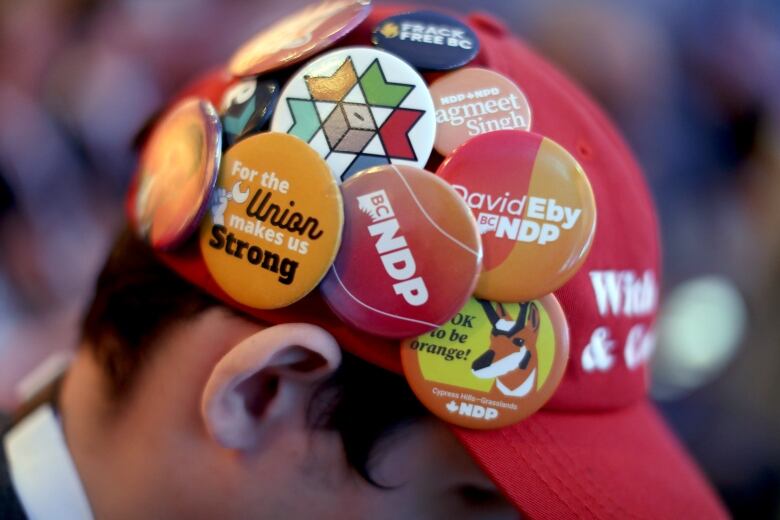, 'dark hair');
81,227,427,482
308,352,428,486
81,229,221,400
0,172,14,219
